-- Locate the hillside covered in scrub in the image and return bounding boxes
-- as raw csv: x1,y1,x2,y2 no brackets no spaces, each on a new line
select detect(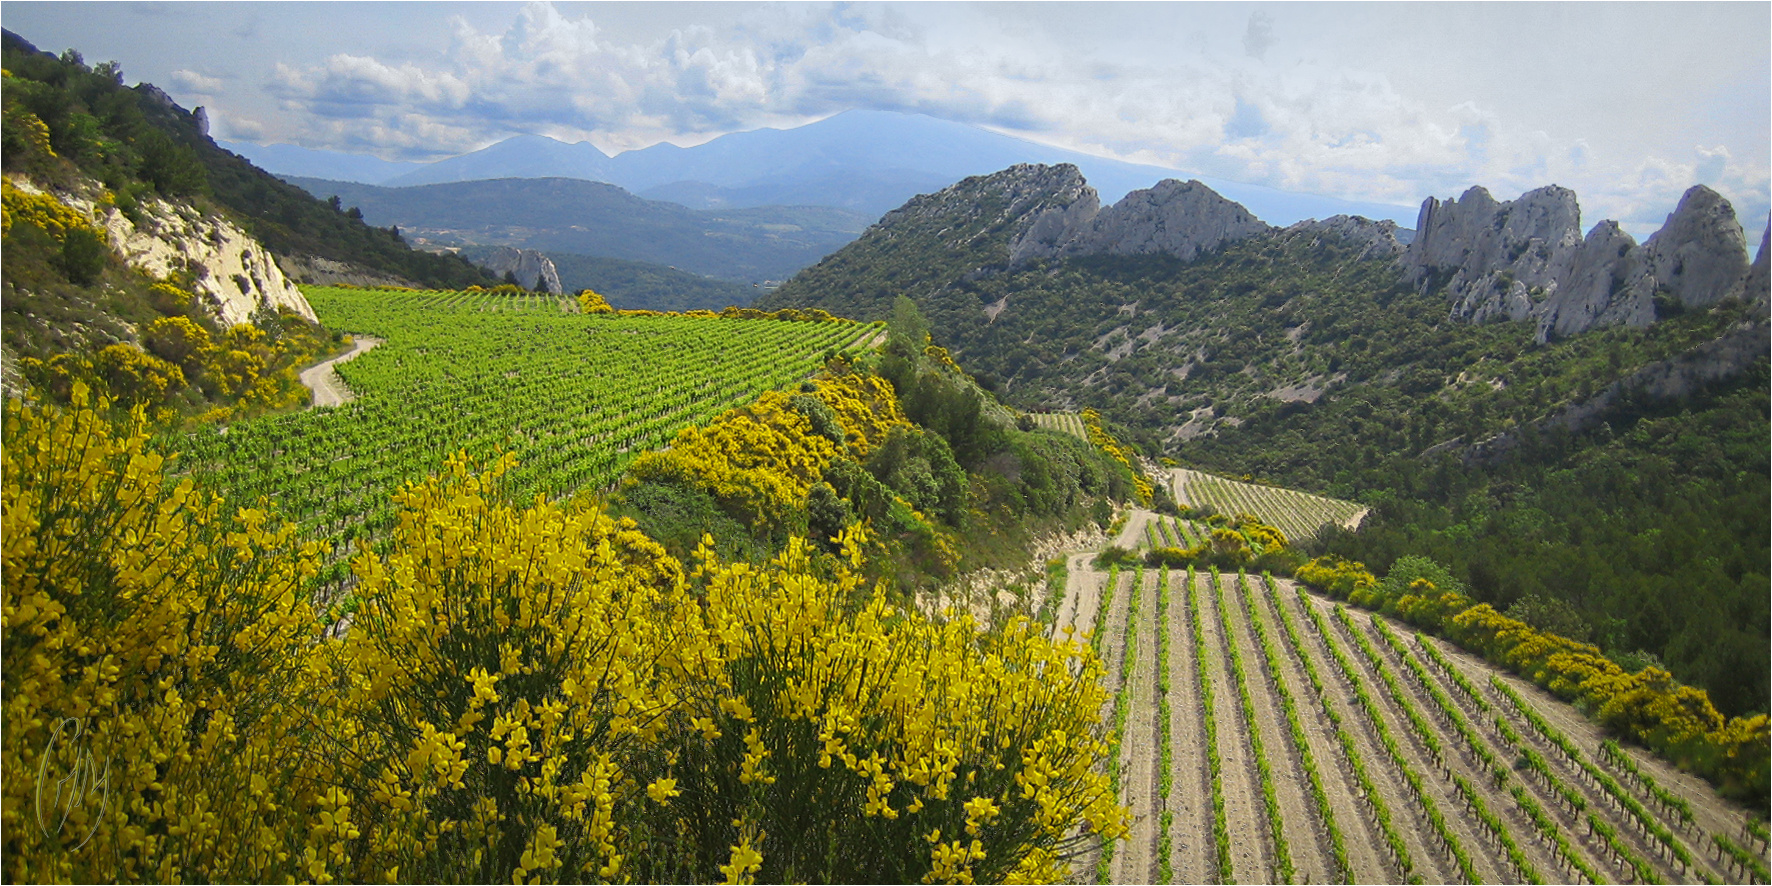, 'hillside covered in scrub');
760,164,1772,718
